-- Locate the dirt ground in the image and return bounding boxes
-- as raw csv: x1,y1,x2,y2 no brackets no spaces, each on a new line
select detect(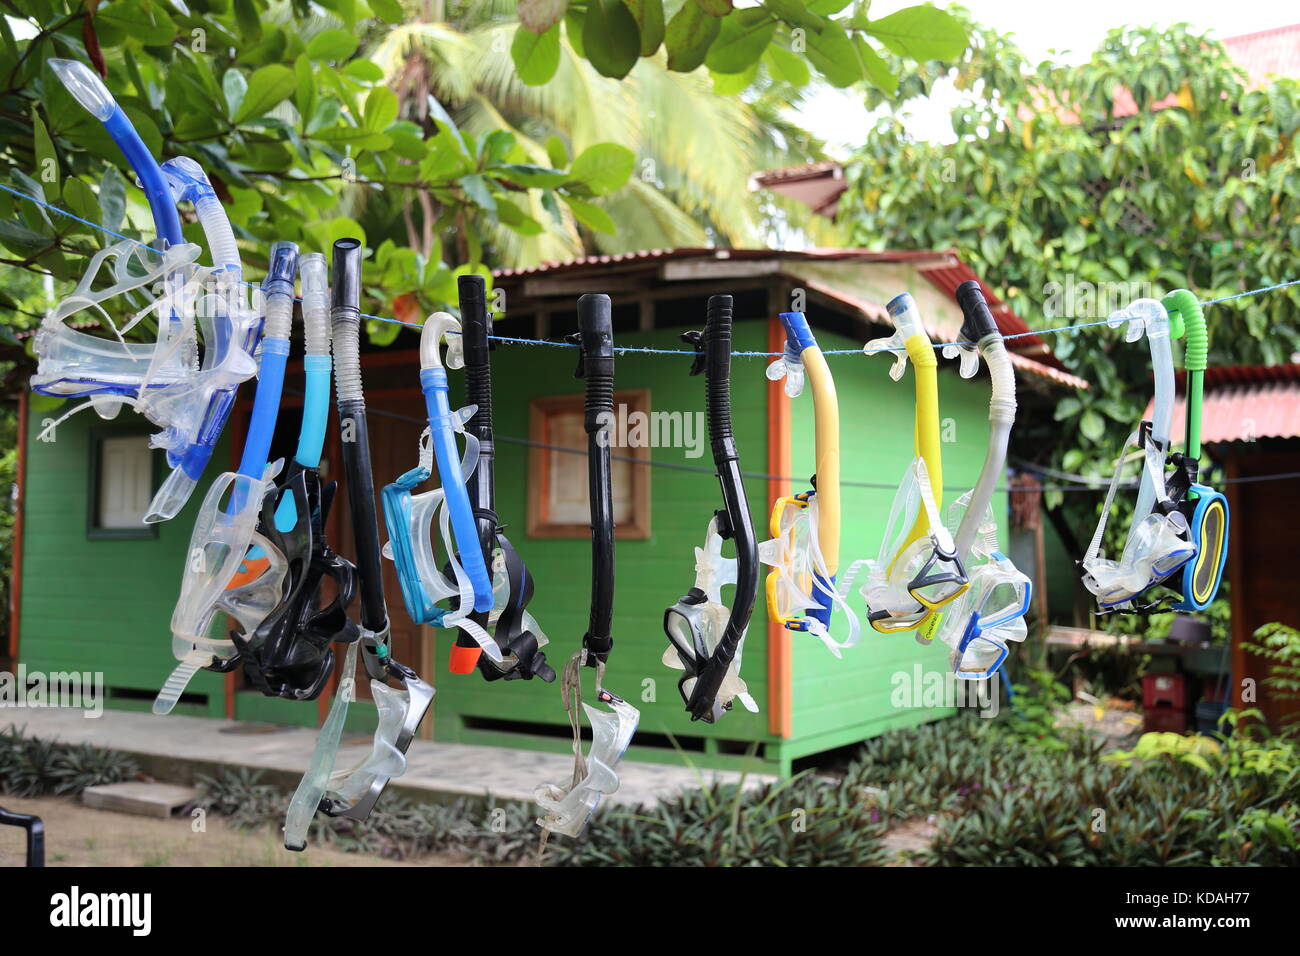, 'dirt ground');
0,795,469,867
